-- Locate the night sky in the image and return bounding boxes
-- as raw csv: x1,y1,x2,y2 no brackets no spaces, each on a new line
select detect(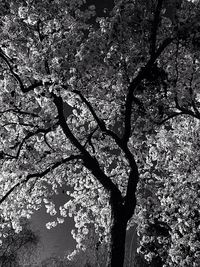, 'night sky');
30,0,114,262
